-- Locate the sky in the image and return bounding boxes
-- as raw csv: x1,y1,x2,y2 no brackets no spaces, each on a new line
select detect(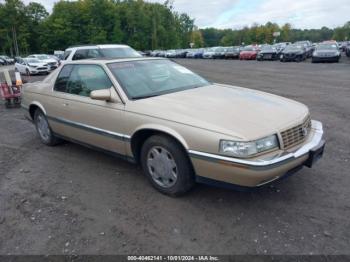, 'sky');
20,0,350,29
